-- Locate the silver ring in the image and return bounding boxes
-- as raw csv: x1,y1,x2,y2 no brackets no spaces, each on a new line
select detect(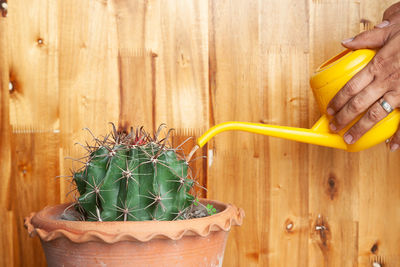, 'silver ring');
380,98,394,113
